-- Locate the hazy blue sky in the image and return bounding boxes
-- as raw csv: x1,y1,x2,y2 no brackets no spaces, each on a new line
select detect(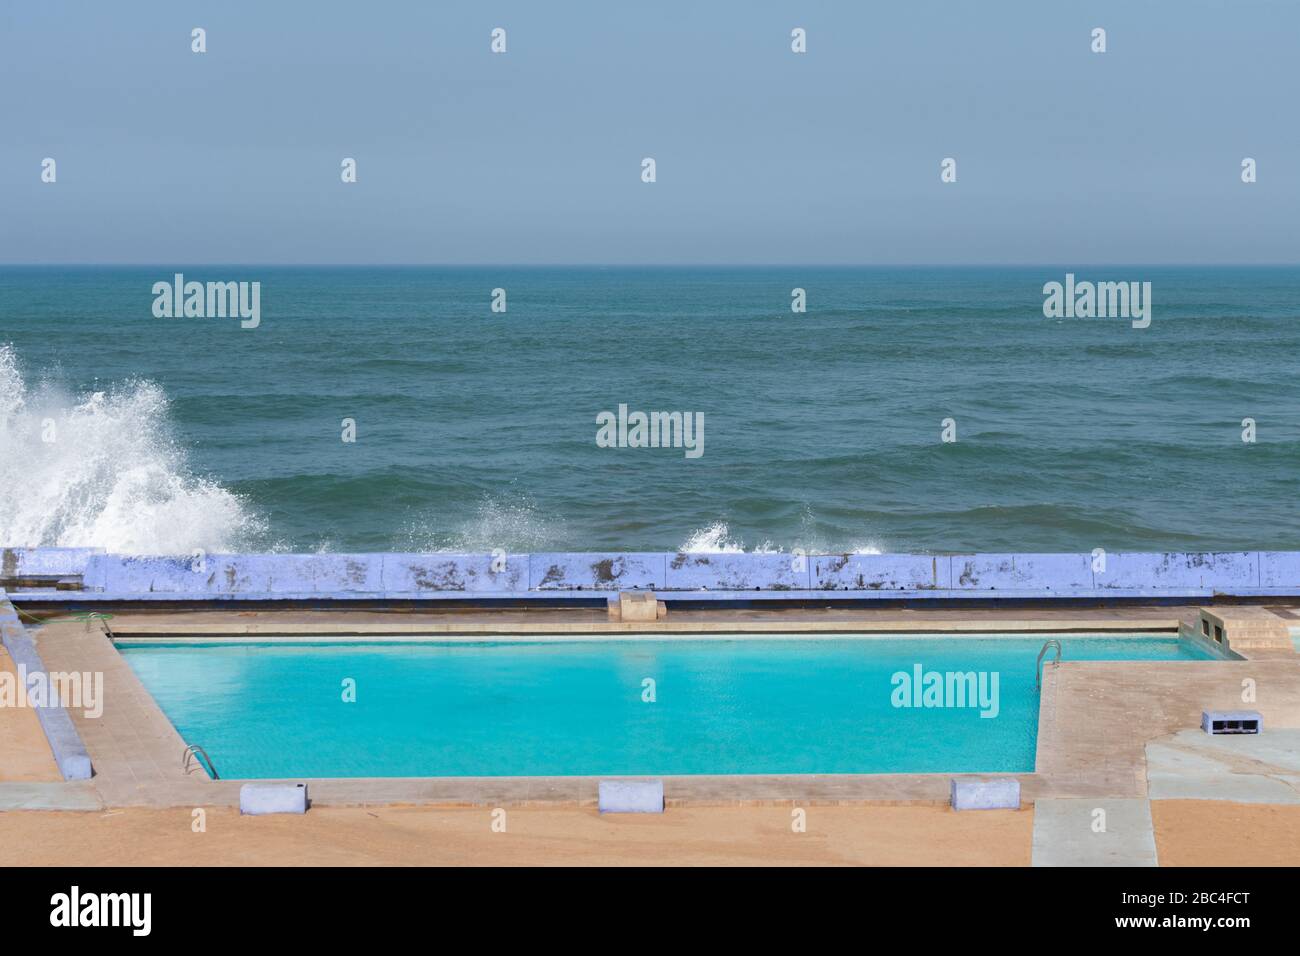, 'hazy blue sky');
2,1,1296,264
